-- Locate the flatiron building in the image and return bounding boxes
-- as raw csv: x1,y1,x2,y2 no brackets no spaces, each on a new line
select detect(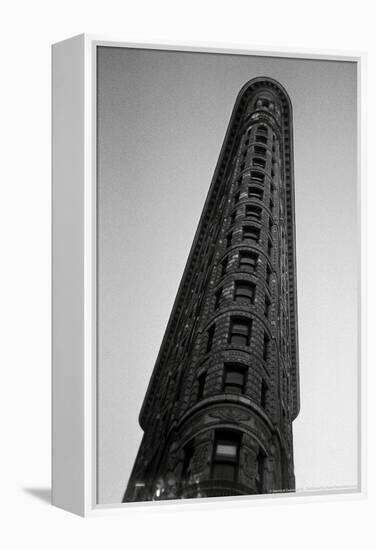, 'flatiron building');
124,76,300,501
